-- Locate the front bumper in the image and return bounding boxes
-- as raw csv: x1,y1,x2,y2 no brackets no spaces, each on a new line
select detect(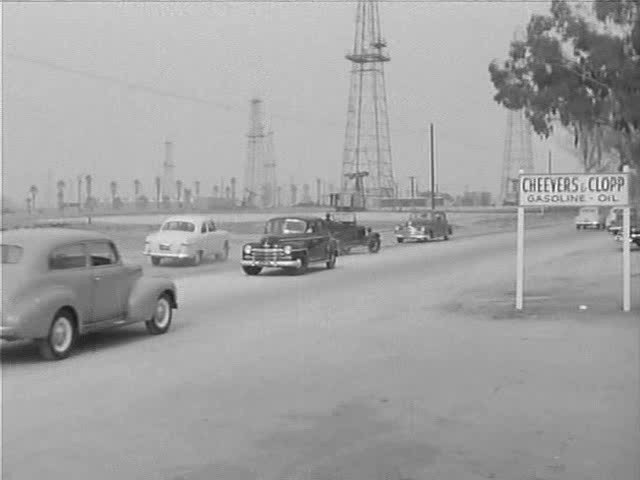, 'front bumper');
615,234,640,243
576,222,599,226
241,258,302,268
